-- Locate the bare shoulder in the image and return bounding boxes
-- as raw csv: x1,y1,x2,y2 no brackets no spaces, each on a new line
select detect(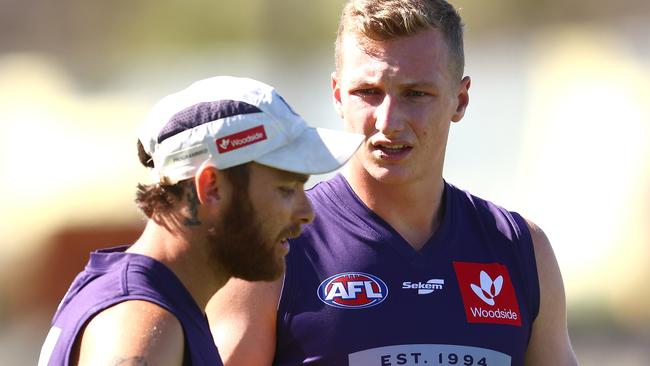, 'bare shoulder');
206,276,283,366
522,217,579,366
524,218,554,267
523,218,572,320
73,300,184,366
